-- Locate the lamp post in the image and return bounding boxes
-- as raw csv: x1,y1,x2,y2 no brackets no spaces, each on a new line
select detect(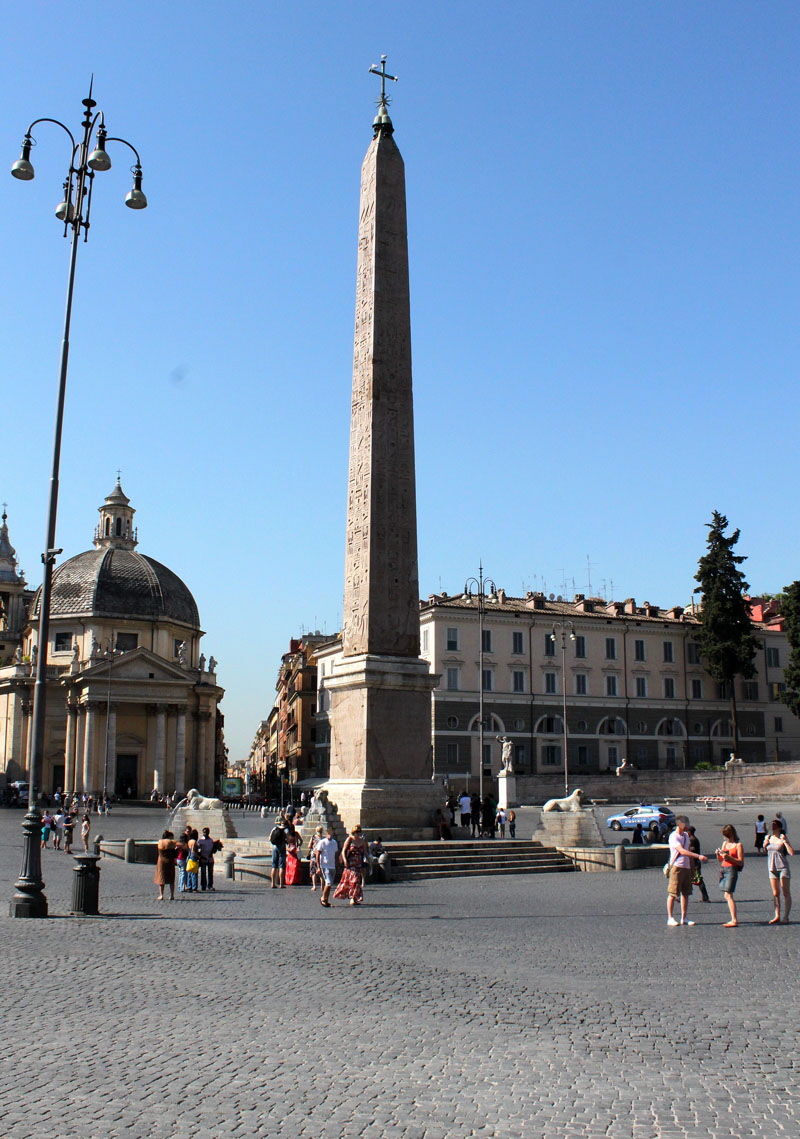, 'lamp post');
463,564,497,803
9,87,147,919
550,619,575,796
